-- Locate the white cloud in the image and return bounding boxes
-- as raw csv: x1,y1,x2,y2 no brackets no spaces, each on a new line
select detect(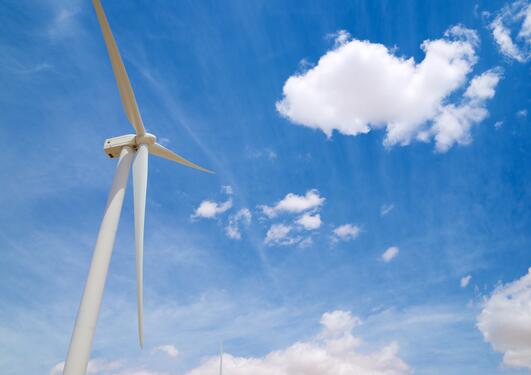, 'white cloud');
380,203,394,216
225,208,252,240
277,25,501,151
50,359,123,375
460,275,472,288
48,2,83,41
320,310,362,336
464,69,502,100
296,213,322,230
192,187,234,219
298,237,314,248
153,344,180,358
431,68,502,152
259,189,325,218
192,199,232,219
490,1,531,62
381,247,399,262
494,120,503,129
517,109,528,117
264,223,297,246
222,185,234,195
186,310,411,375
477,268,531,370
329,29,352,46
332,224,361,242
